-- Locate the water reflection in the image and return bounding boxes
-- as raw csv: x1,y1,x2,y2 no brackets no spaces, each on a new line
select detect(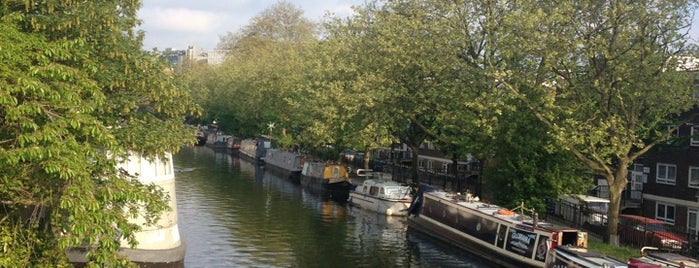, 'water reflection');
174,146,494,268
